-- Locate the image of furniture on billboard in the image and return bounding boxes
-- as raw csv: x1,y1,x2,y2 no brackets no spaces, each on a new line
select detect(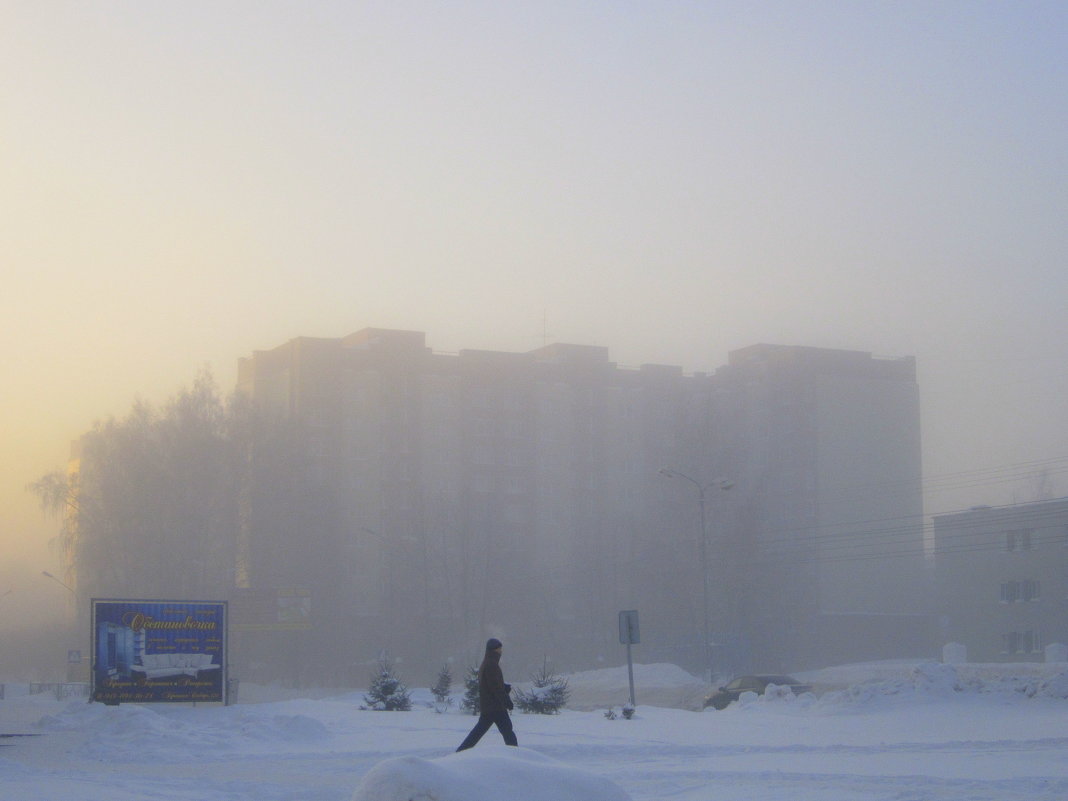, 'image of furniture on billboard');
132,652,219,680
95,621,220,681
